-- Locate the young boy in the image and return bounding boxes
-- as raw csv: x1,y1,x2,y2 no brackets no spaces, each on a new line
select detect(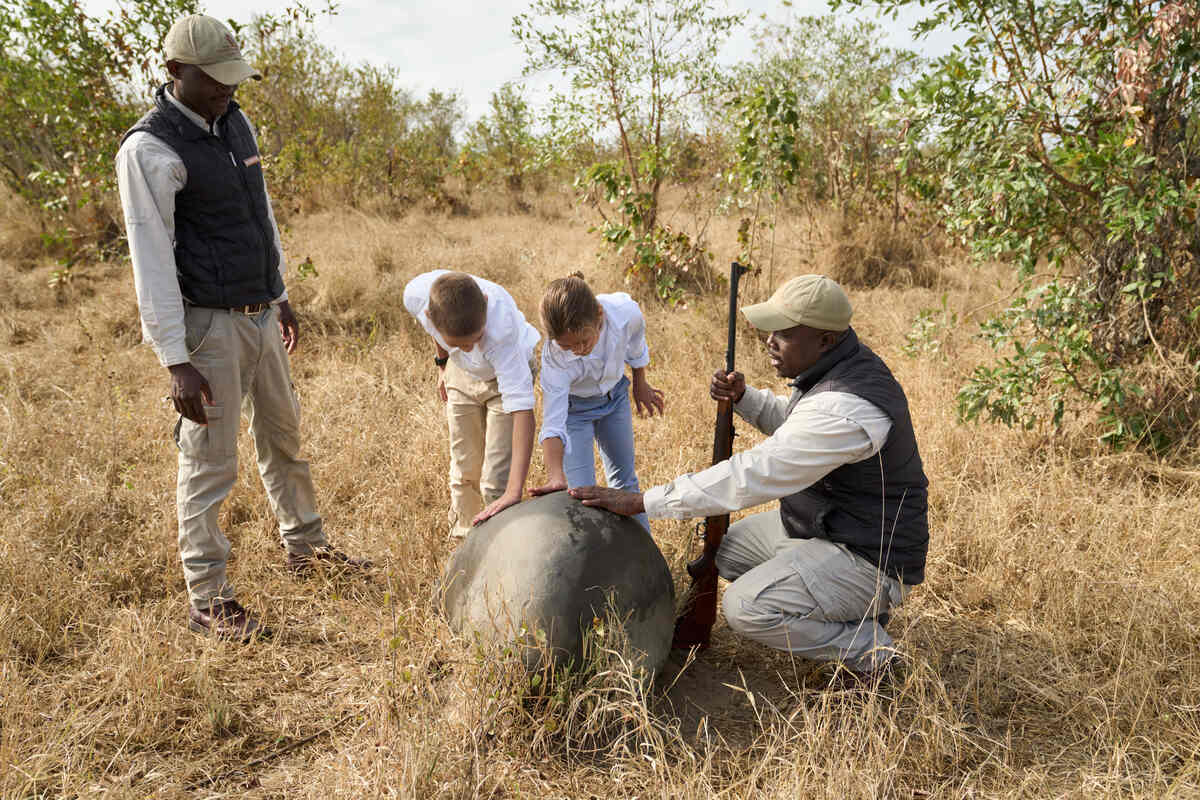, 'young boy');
403,270,540,537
